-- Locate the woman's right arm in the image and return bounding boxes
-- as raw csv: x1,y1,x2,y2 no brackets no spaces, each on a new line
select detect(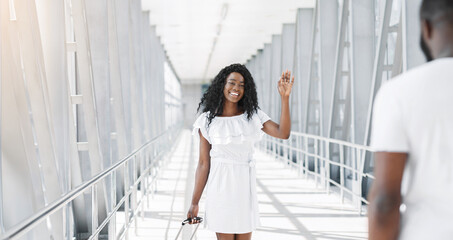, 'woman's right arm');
187,130,211,224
